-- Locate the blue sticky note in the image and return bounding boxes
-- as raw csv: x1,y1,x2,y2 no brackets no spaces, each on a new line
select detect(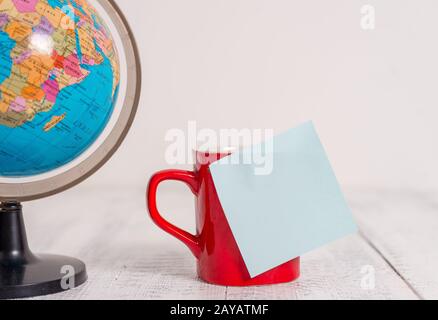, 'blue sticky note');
210,122,358,278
